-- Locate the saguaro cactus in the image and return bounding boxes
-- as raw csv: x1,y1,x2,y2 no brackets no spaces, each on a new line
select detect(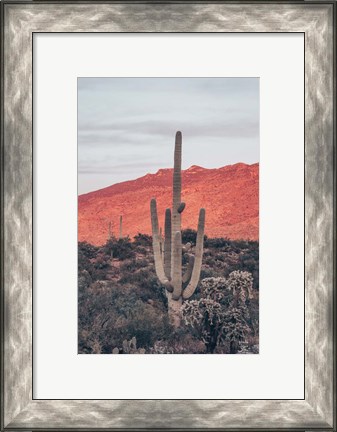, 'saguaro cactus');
150,131,206,326
119,215,123,239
